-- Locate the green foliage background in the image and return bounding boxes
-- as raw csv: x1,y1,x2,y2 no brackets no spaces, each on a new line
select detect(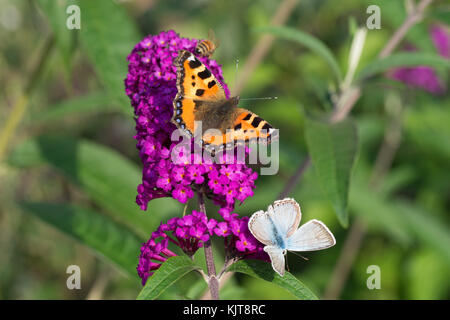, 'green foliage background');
0,0,449,299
